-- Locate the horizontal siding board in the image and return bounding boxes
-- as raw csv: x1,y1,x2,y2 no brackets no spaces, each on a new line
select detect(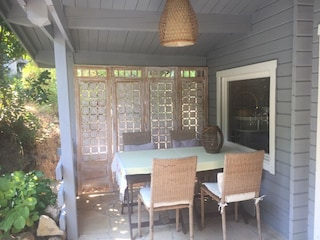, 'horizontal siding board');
293,125,312,139
295,96,312,109
296,52,313,66
297,5,314,20
293,179,309,193
276,126,291,139
296,36,313,50
293,166,309,181
278,89,291,101
294,111,311,124
277,102,291,114
293,139,311,152
264,171,290,190
293,192,312,207
292,152,312,167
277,114,291,127
212,36,293,63
252,0,292,24
296,81,311,96
277,138,291,152
275,162,290,179
261,202,289,237
292,219,308,233
296,21,313,36
292,206,308,219
275,149,291,165
277,62,293,77
277,76,293,89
